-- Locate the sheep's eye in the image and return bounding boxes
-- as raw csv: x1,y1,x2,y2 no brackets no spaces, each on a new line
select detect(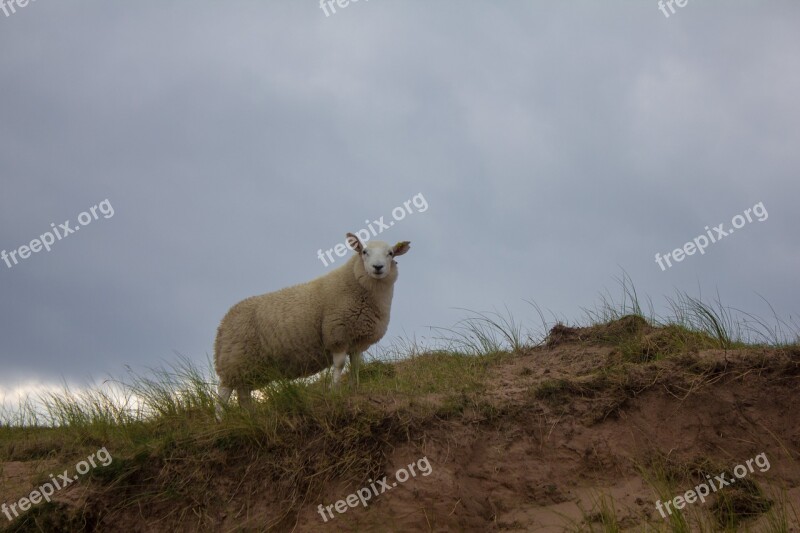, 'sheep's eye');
388,252,394,257
362,250,367,255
